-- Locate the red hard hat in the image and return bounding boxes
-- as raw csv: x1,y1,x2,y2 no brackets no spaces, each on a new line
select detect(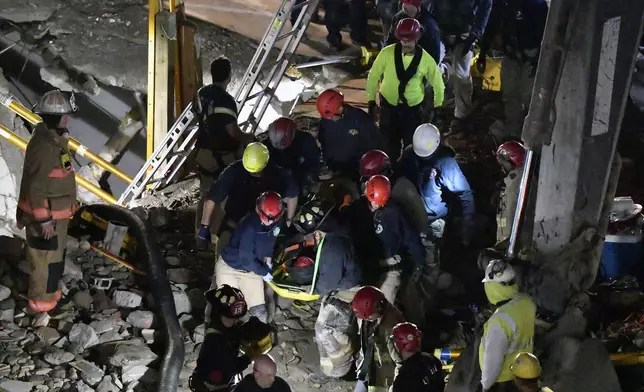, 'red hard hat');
256,191,284,225
268,117,296,149
391,322,422,354
359,149,392,178
395,18,422,42
352,286,387,320
401,0,422,6
294,256,314,268
496,141,526,168
365,175,391,207
317,89,344,119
